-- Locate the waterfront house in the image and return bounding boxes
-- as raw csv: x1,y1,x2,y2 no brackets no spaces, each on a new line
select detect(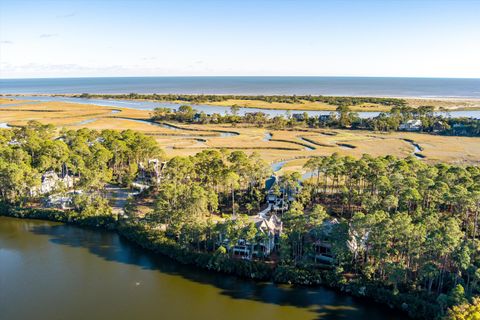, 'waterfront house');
43,190,84,210
313,218,339,264
148,158,166,184
230,214,283,259
35,171,74,195
266,193,277,204
273,199,289,212
44,194,72,209
7,139,21,146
